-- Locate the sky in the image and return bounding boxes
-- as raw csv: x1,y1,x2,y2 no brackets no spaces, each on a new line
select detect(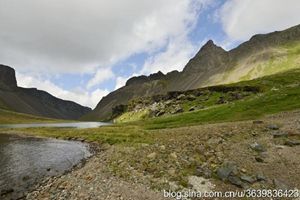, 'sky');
1,0,300,108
